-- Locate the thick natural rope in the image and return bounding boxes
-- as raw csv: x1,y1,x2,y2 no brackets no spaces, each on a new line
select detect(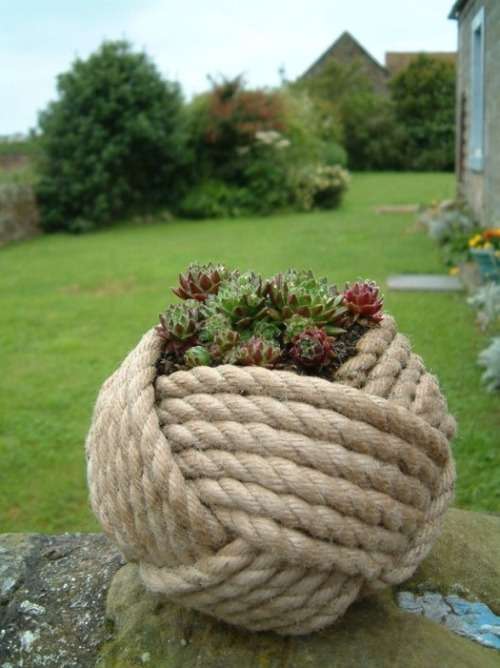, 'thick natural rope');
86,315,456,635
